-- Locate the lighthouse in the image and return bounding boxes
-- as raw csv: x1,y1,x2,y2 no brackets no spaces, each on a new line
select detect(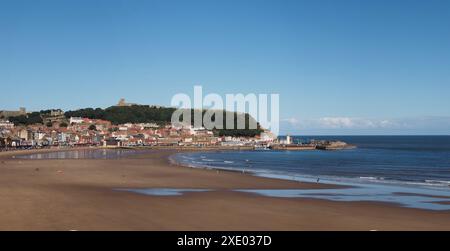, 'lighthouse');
286,135,292,145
